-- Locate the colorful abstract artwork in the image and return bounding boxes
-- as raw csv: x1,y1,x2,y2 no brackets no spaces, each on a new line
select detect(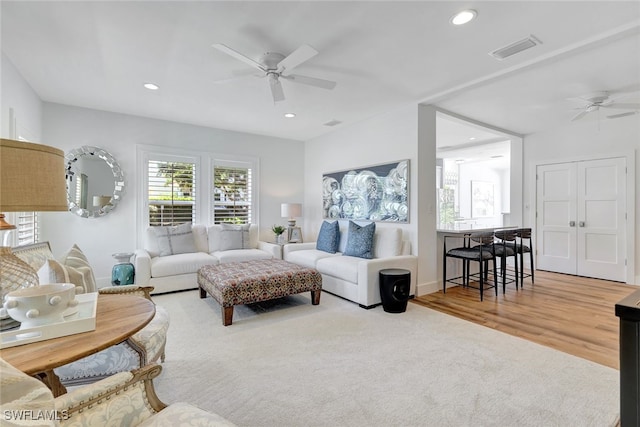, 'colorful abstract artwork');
322,160,409,222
